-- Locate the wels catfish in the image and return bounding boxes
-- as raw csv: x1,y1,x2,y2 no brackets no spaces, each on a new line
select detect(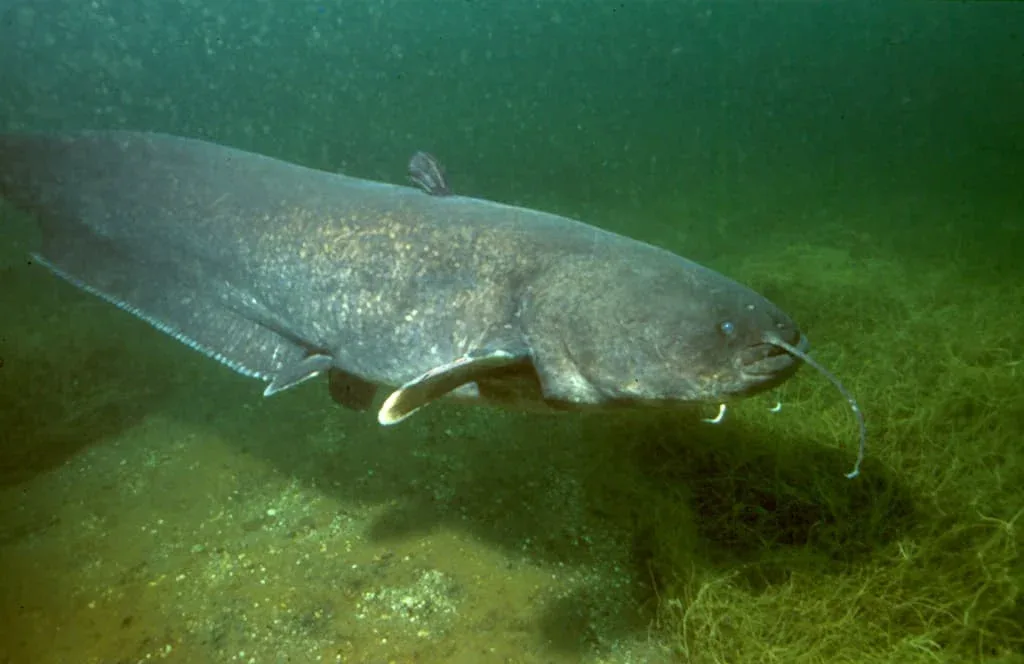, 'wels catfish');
0,131,865,477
